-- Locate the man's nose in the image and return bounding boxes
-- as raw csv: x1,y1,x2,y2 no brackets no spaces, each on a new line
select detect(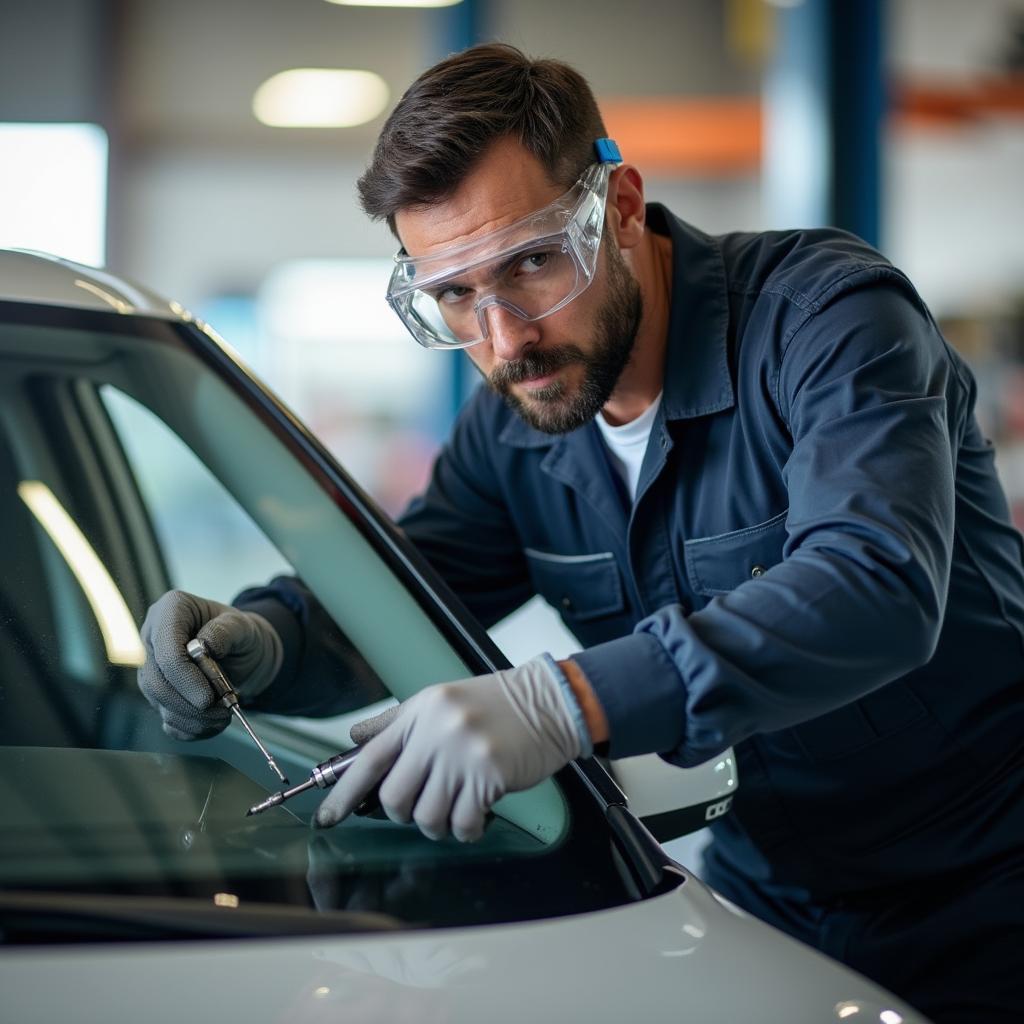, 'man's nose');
481,303,541,362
